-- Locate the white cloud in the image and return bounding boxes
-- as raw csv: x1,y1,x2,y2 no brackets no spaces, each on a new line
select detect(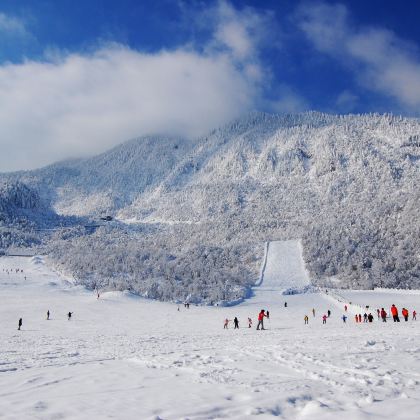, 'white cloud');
212,0,274,63
0,12,27,36
336,90,358,113
0,2,279,172
0,45,261,172
297,2,420,112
